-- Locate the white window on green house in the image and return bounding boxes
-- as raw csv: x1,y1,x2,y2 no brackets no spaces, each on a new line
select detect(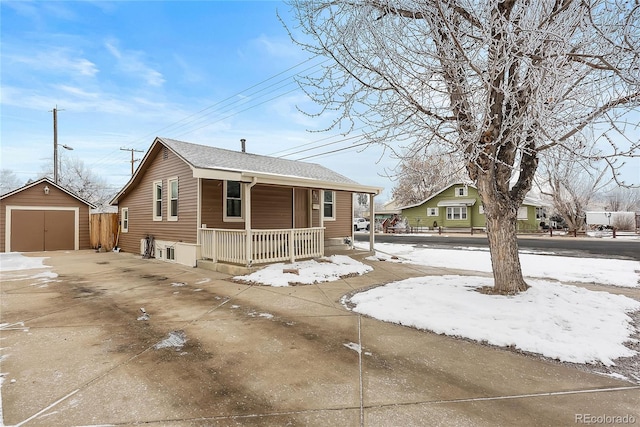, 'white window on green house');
446,206,467,220
427,207,439,216
323,190,336,220
121,207,129,233
479,205,485,214
224,180,243,221
153,180,162,221
168,178,178,220
517,206,528,220
454,186,468,197
536,207,546,220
